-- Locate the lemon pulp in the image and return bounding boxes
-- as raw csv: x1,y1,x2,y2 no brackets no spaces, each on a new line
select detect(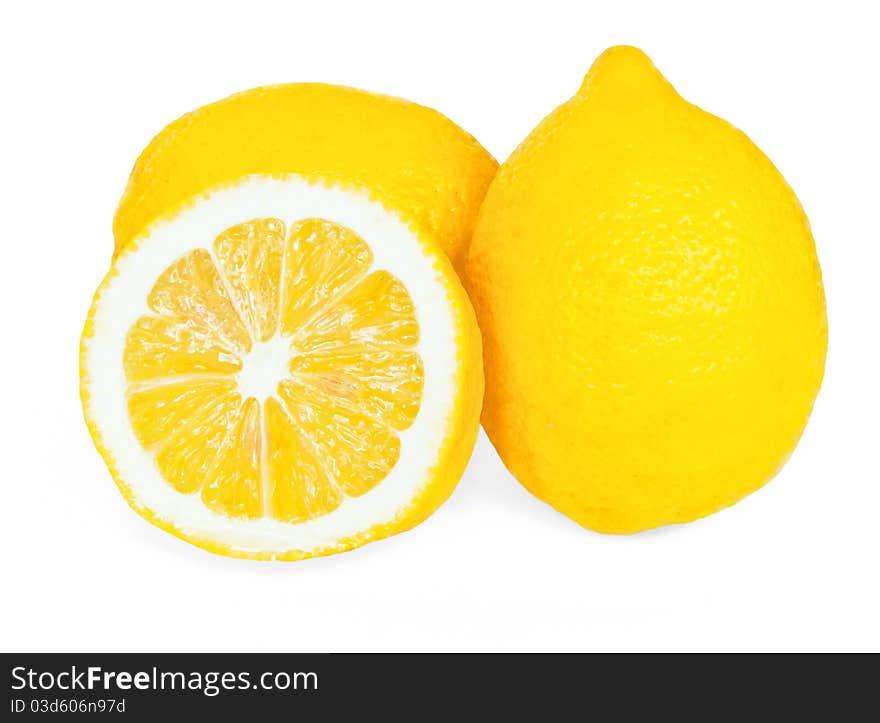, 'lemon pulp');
124,217,423,523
